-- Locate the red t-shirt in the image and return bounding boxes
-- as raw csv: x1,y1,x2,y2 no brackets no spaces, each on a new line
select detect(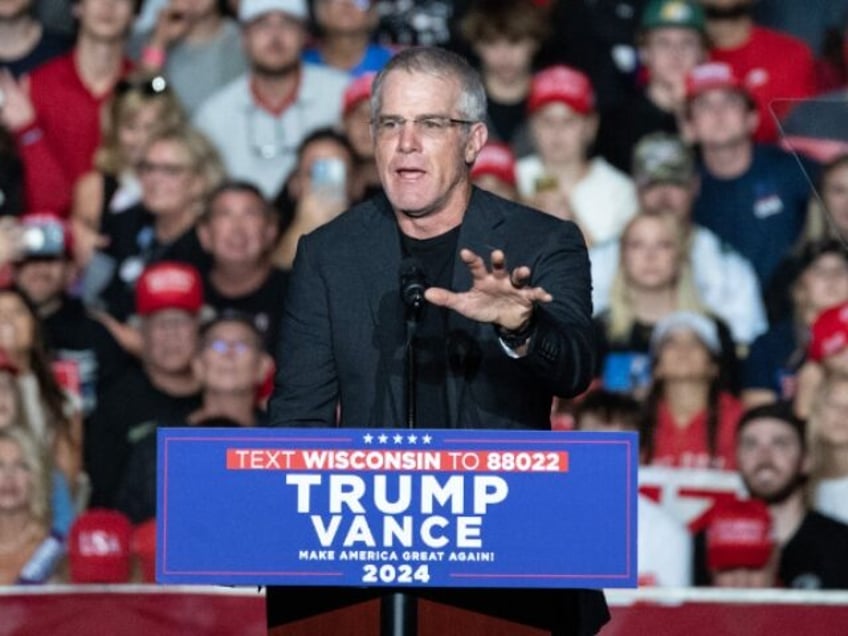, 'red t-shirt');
17,51,132,214
710,27,816,144
650,392,743,471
